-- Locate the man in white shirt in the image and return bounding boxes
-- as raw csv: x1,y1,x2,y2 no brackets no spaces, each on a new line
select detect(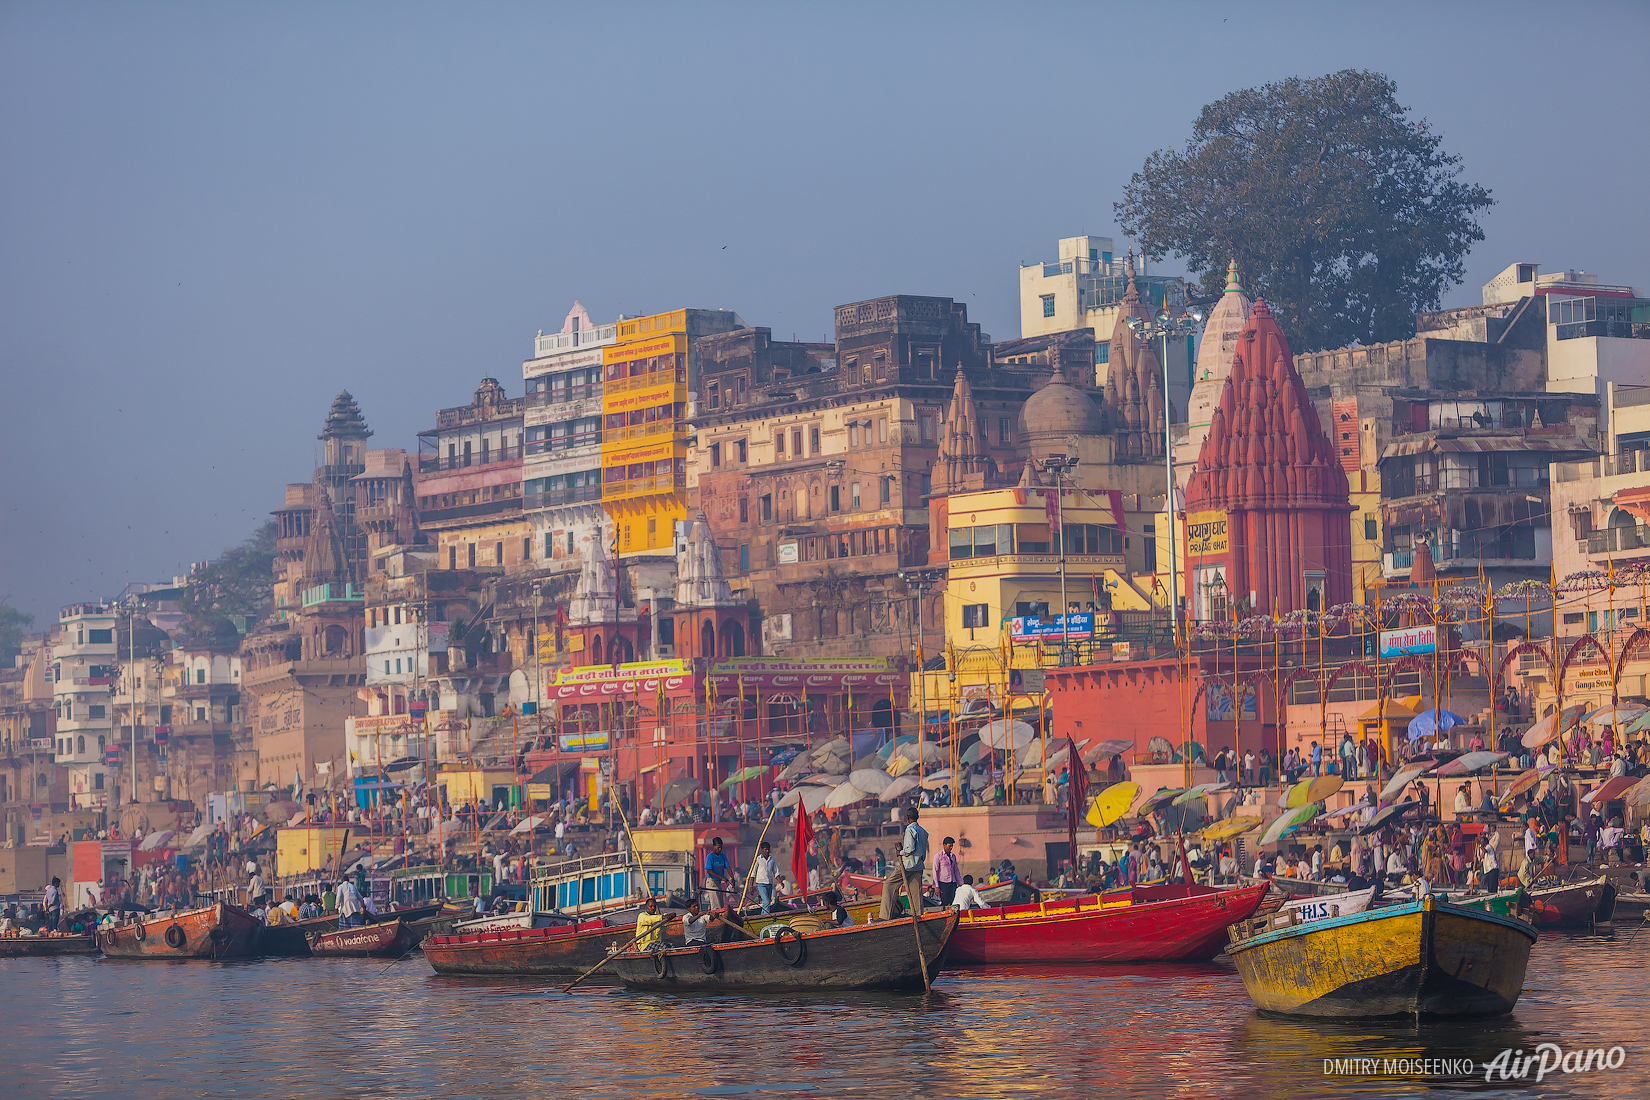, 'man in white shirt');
1480,835,1500,889
1385,850,1406,882
335,878,364,928
951,875,988,910
752,841,779,914
681,899,714,944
